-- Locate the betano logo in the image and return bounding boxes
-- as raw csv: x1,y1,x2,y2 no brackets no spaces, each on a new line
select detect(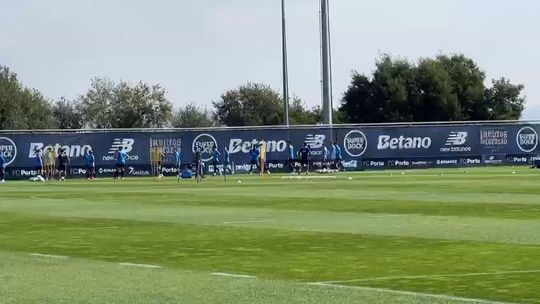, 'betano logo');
29,143,91,158
377,135,431,150
228,139,287,154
